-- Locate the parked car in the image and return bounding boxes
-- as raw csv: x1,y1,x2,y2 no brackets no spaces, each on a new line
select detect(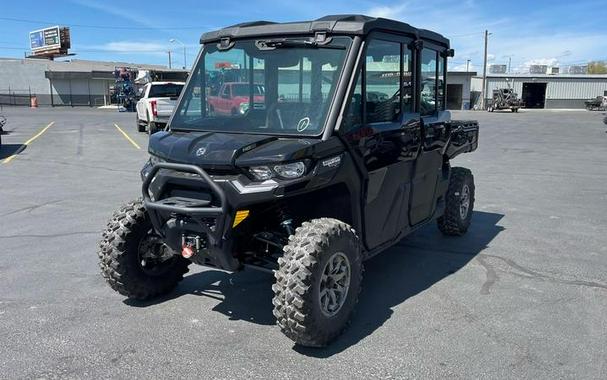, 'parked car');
207,82,265,116
136,82,185,134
